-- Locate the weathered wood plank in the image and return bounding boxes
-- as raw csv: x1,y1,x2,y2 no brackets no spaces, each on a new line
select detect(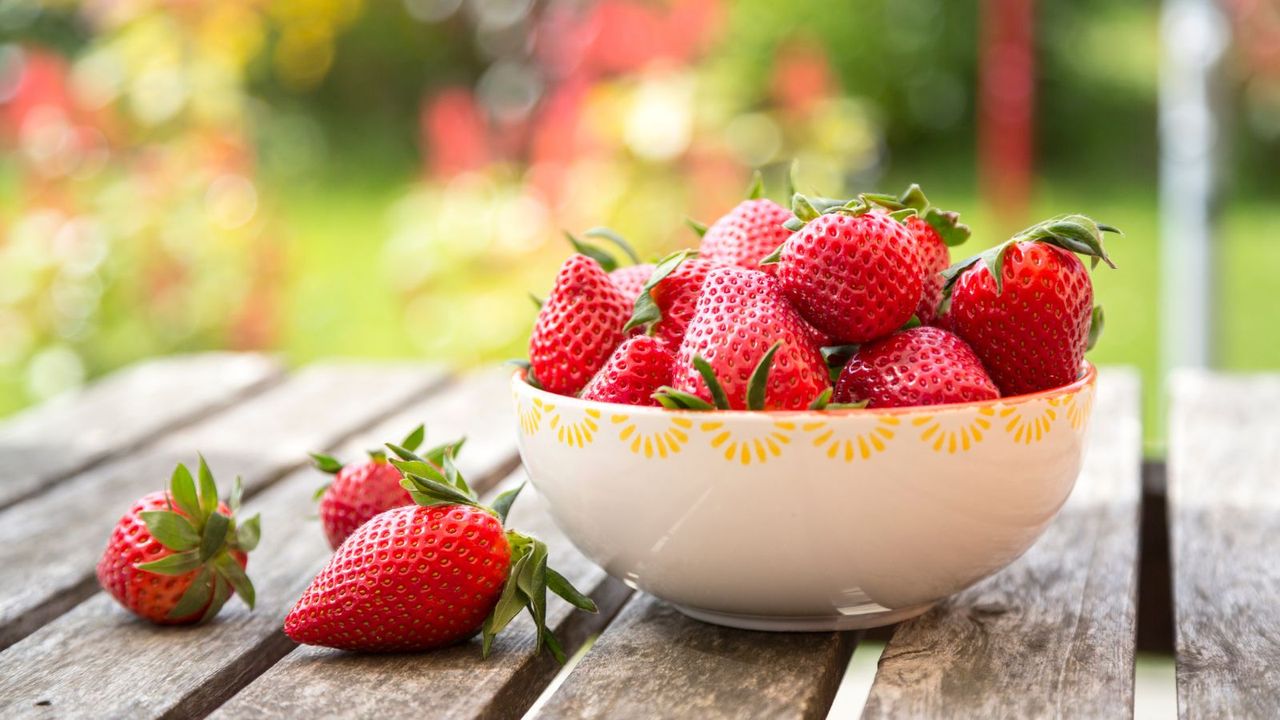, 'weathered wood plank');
862,369,1142,719
1168,372,1280,718
536,594,857,720
211,472,632,720
0,370,524,720
0,362,448,652
0,353,283,510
